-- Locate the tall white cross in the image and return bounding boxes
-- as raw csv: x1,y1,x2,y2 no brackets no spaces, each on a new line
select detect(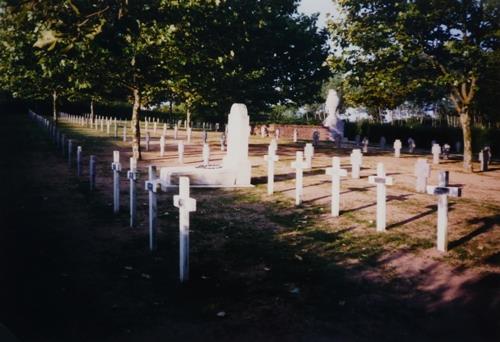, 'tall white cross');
291,151,308,205
67,139,73,168
174,176,197,283
264,144,280,195
76,146,82,177
304,143,314,169
145,165,160,251
111,151,122,213
202,143,210,166
270,138,278,154
178,140,184,164
414,158,431,193
325,157,347,217
350,149,363,179
368,163,393,232
127,157,139,228
432,144,441,164
426,171,462,252
393,139,402,158
160,135,166,157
